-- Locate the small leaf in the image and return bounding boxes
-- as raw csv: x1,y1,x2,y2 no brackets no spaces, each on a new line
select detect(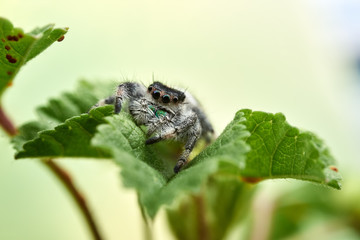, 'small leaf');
0,17,68,96
15,106,113,159
12,121,49,152
12,80,116,156
238,109,341,189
